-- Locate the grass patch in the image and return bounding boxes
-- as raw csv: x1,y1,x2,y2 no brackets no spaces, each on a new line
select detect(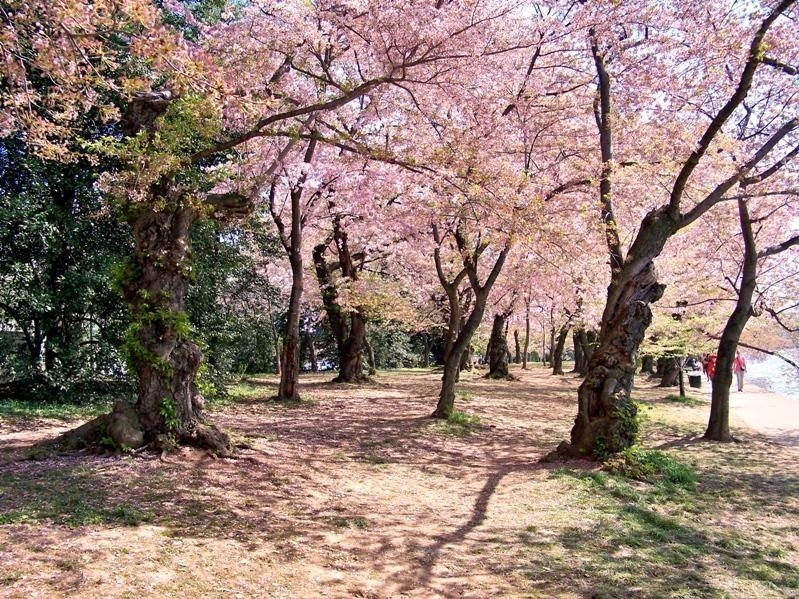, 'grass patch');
448,410,480,428
0,500,150,527
0,397,111,422
431,410,482,437
605,447,697,491
222,381,270,403
328,516,369,529
664,393,703,407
